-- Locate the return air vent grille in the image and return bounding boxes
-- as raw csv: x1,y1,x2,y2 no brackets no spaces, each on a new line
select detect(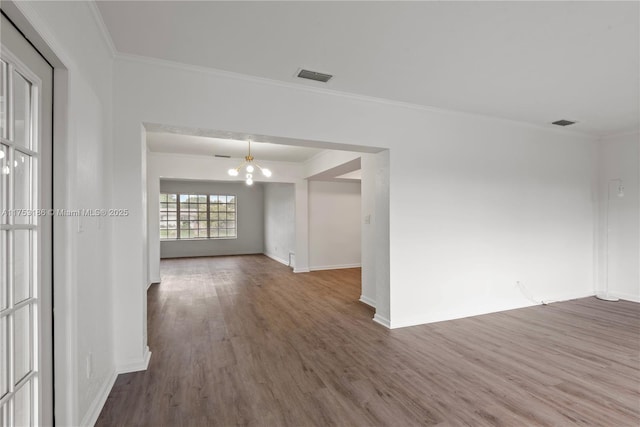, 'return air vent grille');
552,119,576,127
297,69,332,83
214,154,231,158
